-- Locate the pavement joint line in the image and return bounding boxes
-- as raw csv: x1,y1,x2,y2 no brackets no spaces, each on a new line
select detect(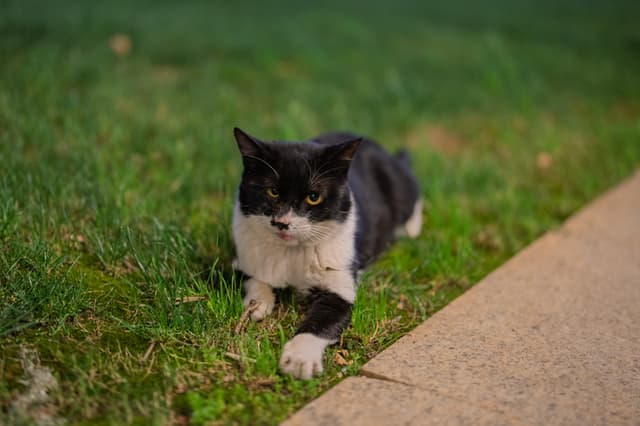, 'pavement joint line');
357,372,528,423
358,368,407,385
